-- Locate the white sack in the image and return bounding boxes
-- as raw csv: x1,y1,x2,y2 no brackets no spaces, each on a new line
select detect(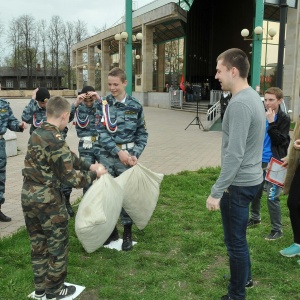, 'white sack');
115,163,164,230
75,173,123,253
